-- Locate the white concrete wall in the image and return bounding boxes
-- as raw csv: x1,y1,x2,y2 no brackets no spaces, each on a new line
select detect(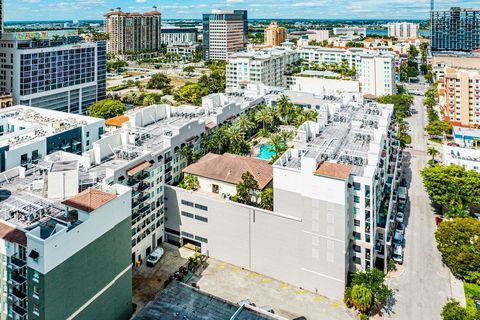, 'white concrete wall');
5,139,47,171
27,184,131,274
291,77,360,96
